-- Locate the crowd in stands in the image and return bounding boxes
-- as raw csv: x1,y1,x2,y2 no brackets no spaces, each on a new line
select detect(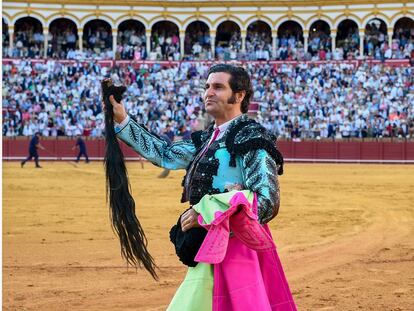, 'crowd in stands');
391,27,414,59
308,29,332,59
335,27,360,60
254,62,413,140
116,28,146,60
364,24,414,61
215,32,242,61
245,31,272,61
275,34,304,61
3,19,413,62
276,31,360,61
6,20,45,58
3,60,413,140
43,22,78,59
184,26,211,60
364,22,387,58
83,26,113,60
149,30,180,61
